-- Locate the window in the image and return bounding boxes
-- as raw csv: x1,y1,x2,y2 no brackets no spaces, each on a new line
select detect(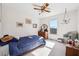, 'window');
49,17,57,34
